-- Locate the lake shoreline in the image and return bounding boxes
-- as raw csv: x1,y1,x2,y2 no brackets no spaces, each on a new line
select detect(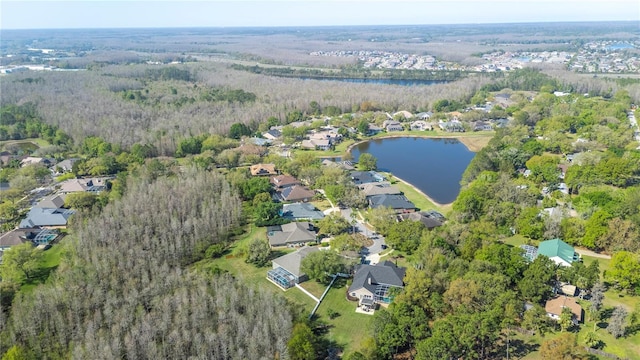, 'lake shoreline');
345,134,483,209
344,133,490,154
387,172,450,208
